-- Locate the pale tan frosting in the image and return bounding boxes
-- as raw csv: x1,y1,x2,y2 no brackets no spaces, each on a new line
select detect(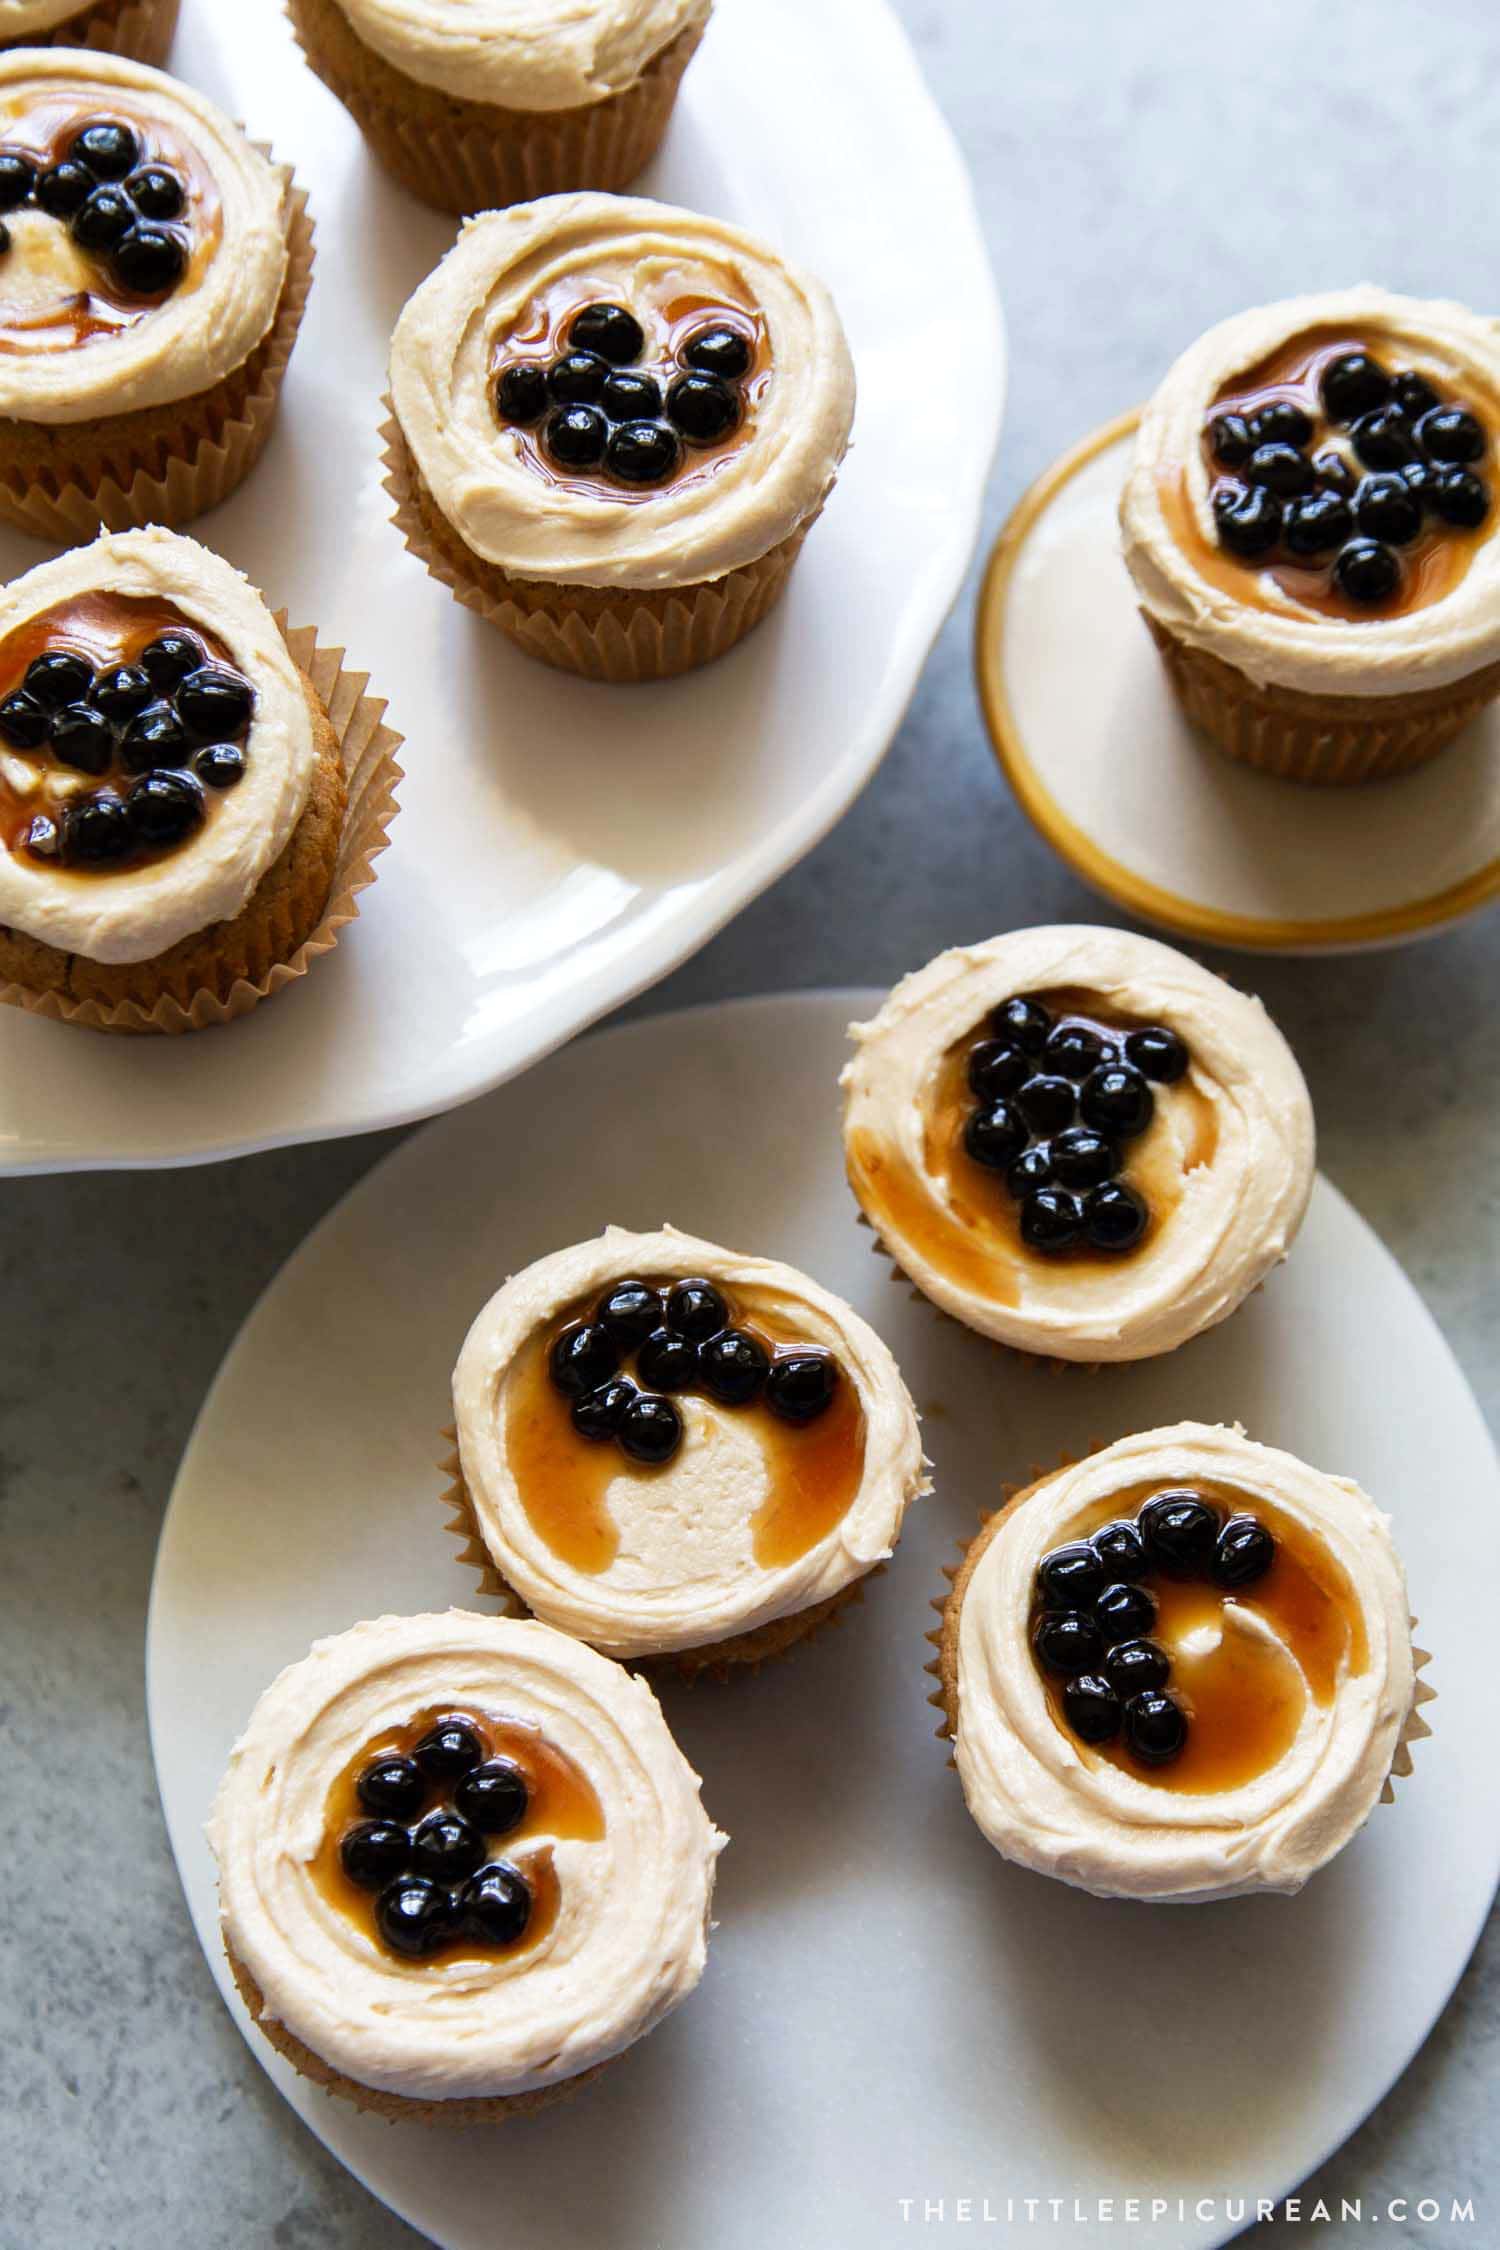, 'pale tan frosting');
0,529,316,964
953,1424,1415,1902
0,49,288,425
841,927,1315,1364
452,1224,927,1659
333,0,710,110
209,1611,725,2101
389,193,856,590
1120,286,1500,695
